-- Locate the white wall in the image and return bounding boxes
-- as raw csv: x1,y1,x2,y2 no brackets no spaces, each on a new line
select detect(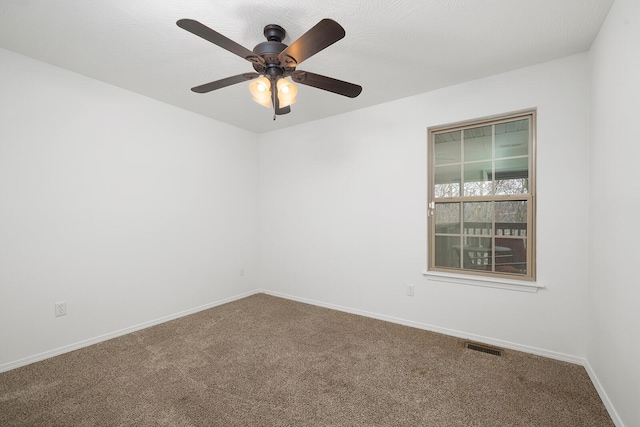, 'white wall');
259,53,591,361
588,0,640,425
0,48,260,370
